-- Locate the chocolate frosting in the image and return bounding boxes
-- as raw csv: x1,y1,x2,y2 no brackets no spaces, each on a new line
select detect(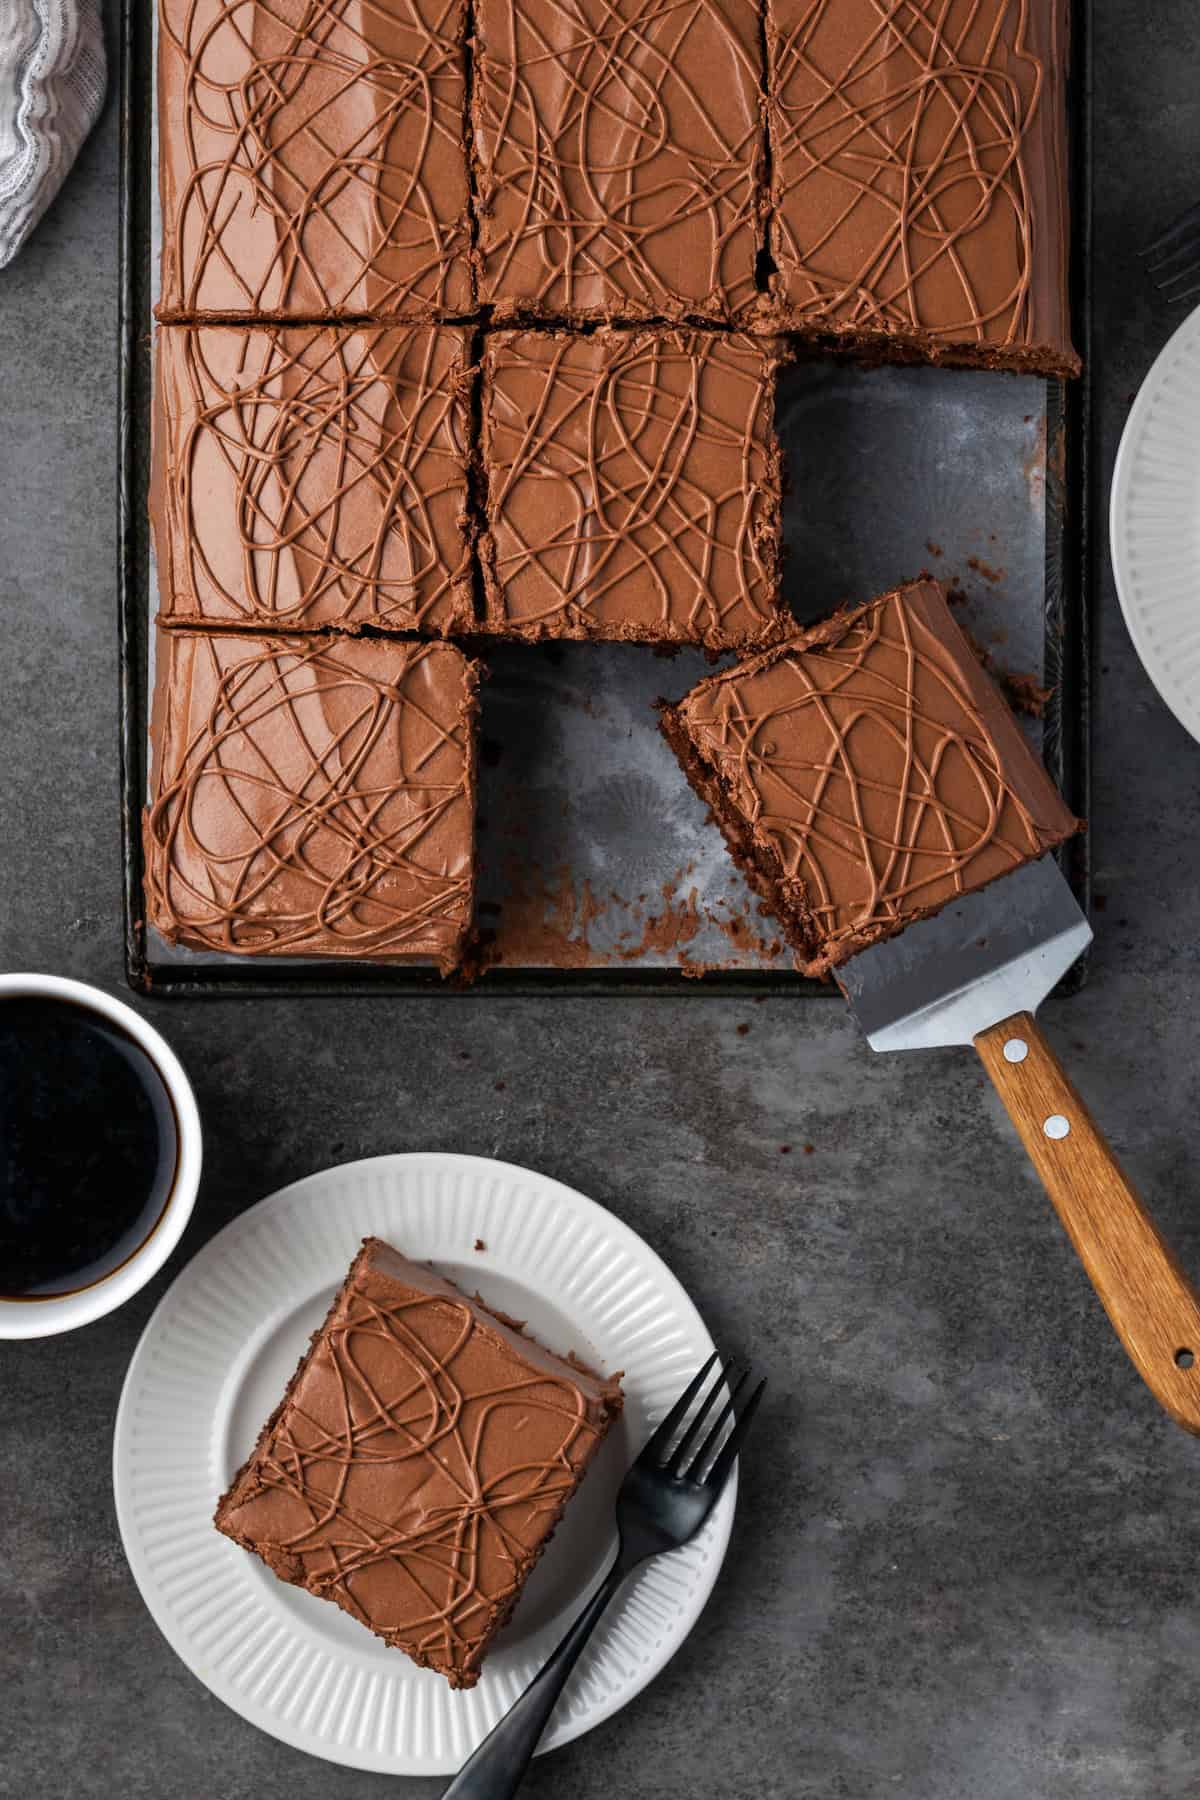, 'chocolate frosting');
215,1238,623,1686
151,324,474,634
766,0,1077,374
157,0,473,319
473,0,764,321
662,579,1081,973
480,328,787,647
144,632,479,971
